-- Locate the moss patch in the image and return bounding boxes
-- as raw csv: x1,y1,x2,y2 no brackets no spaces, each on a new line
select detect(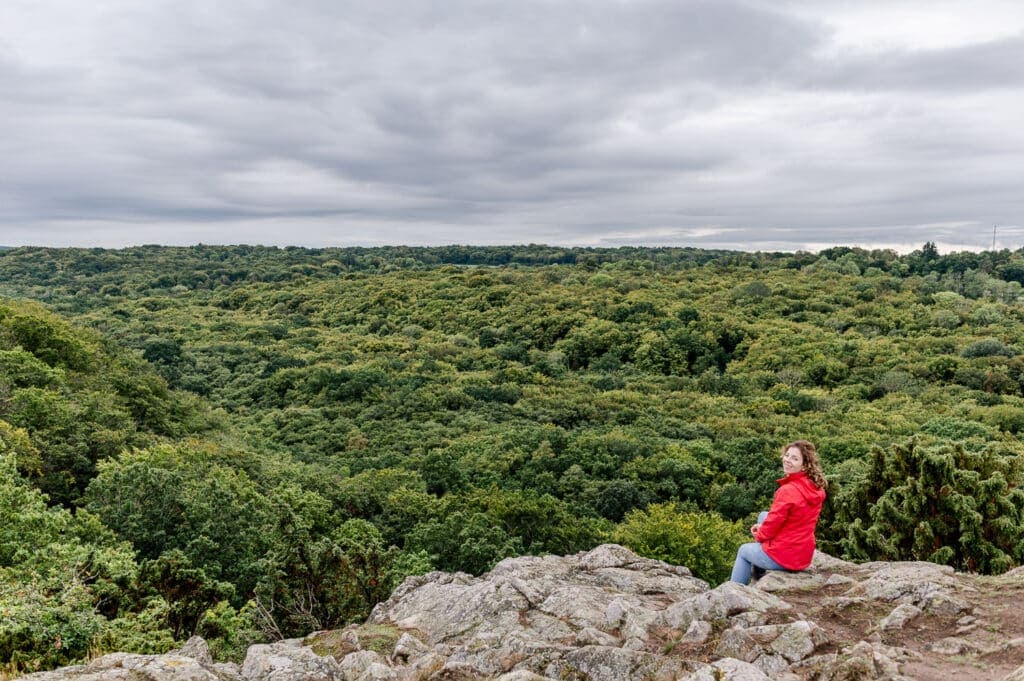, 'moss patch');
305,624,412,659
